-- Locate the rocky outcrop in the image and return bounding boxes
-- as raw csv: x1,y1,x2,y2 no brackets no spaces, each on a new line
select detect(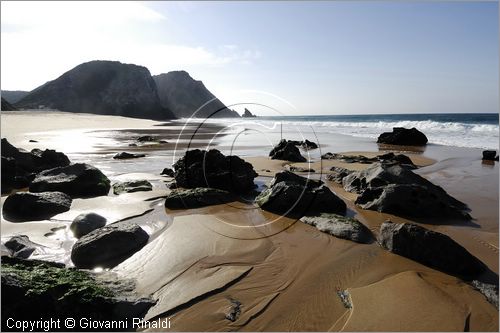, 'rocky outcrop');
16,60,175,120
242,108,256,117
327,167,353,184
377,127,428,146
378,221,486,277
2,192,72,222
340,163,470,219
255,171,346,217
1,97,17,111
1,256,154,330
71,223,149,269
30,148,71,170
300,213,372,243
29,163,111,198
471,280,499,309
300,139,318,150
322,151,415,168
269,139,306,162
70,213,107,238
164,188,233,209
173,149,258,193
285,165,315,173
113,152,146,159
482,150,499,161
112,180,152,194
153,71,239,118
